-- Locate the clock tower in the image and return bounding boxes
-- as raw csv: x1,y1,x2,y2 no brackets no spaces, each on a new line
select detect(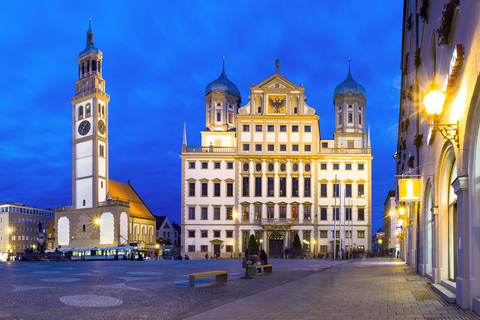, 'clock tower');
71,18,110,209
